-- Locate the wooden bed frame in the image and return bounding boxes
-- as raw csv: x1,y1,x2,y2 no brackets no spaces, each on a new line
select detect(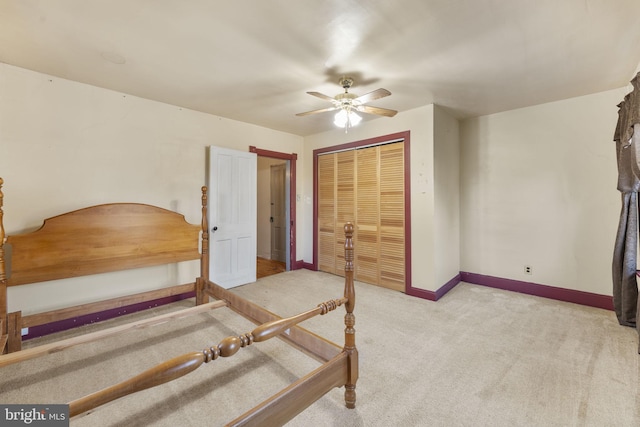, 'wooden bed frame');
0,177,358,426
